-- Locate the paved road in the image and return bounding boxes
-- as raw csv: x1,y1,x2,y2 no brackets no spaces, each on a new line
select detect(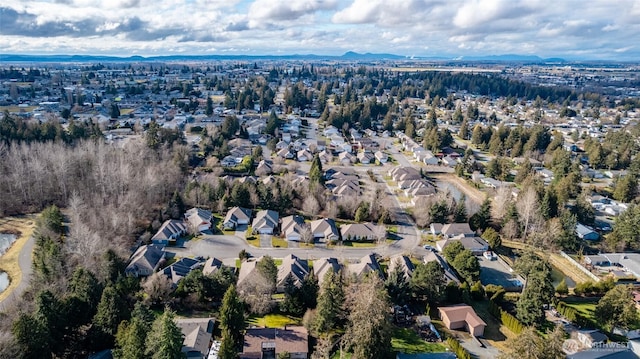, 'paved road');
0,235,35,311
